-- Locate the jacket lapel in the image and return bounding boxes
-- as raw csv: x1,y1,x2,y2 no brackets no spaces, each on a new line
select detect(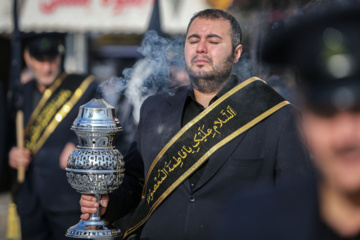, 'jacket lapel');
159,86,189,148
159,86,193,191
